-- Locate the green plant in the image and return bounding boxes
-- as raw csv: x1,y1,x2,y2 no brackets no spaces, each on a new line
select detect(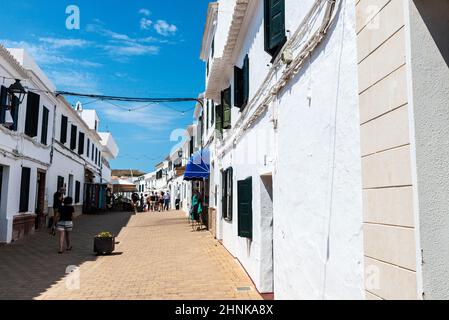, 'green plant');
97,231,113,238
